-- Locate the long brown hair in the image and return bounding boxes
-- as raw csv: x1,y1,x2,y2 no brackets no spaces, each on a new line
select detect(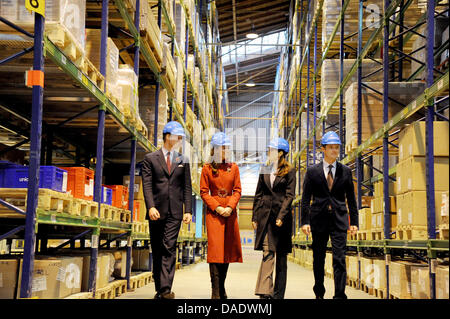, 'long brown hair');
209,147,230,175
268,150,291,177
